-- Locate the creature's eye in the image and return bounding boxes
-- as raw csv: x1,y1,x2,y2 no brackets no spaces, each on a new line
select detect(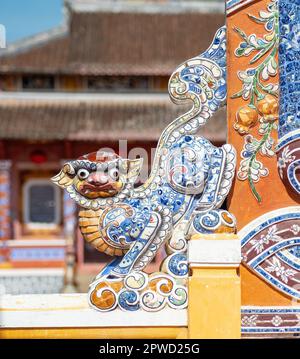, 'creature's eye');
108,168,119,180
77,168,90,180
